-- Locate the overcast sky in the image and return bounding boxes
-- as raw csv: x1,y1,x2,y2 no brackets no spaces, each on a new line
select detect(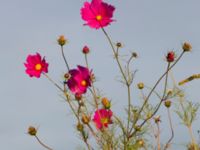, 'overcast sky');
0,0,200,149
